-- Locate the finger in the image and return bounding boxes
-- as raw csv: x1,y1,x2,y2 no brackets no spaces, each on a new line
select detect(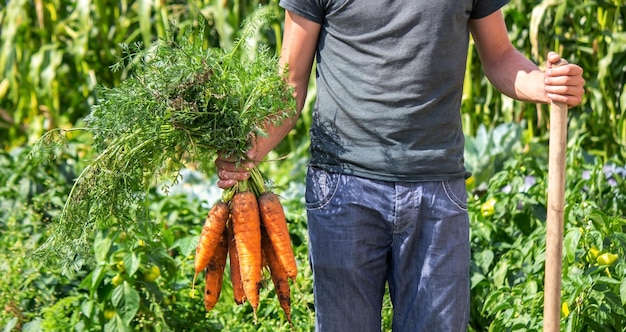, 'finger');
216,152,256,167
215,156,254,172
217,178,238,189
544,84,584,96
215,157,234,171
546,74,584,89
218,168,250,181
544,75,583,89
546,65,583,81
546,93,583,108
545,82,584,106
546,52,568,68
215,168,250,189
